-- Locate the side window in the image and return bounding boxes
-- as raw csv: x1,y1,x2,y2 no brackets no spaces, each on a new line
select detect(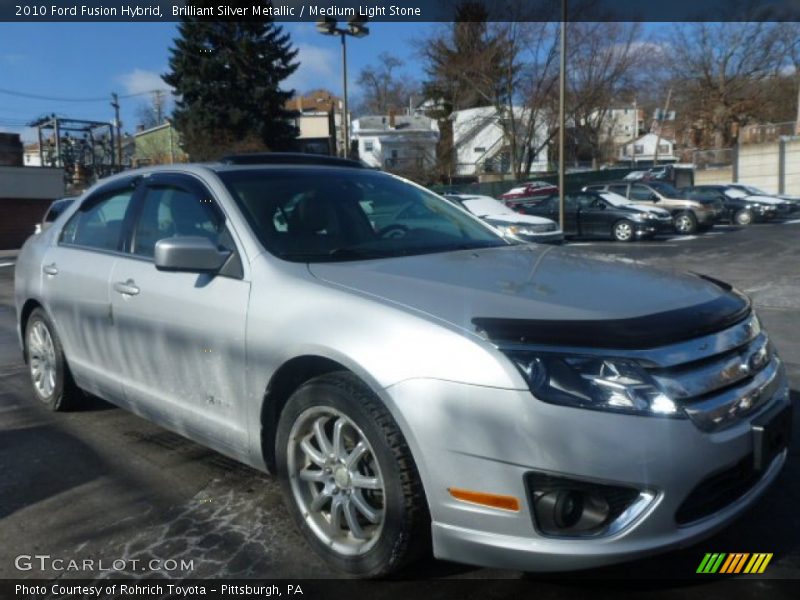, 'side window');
630,185,655,201
609,184,628,197
563,195,580,211
60,189,135,251
575,194,597,209
132,184,224,258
